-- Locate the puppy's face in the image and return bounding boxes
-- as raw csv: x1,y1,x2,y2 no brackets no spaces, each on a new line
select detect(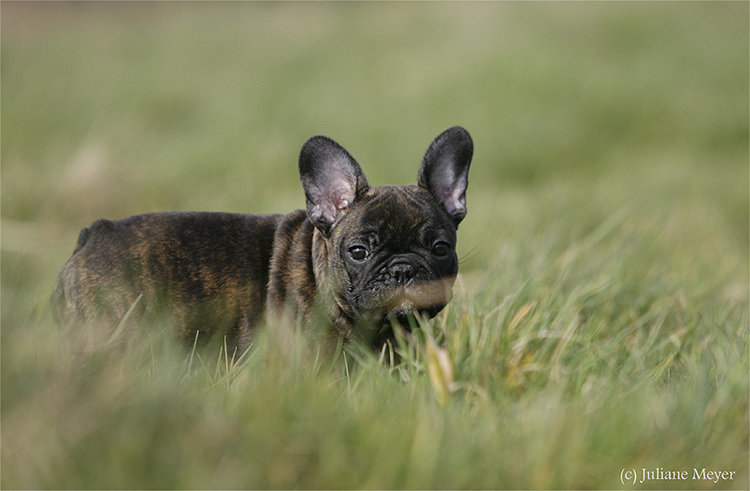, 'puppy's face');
327,185,459,328
300,126,473,338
